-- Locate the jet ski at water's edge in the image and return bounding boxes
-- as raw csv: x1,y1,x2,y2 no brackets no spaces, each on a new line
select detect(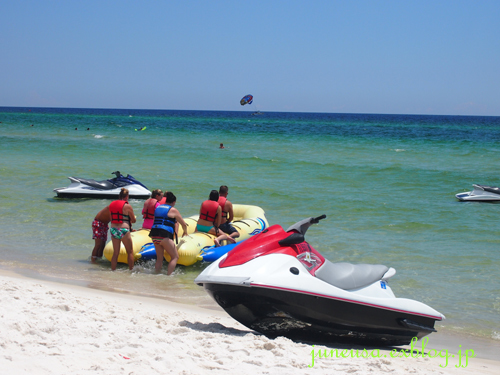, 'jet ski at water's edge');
53,171,151,199
456,184,500,201
195,215,445,346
